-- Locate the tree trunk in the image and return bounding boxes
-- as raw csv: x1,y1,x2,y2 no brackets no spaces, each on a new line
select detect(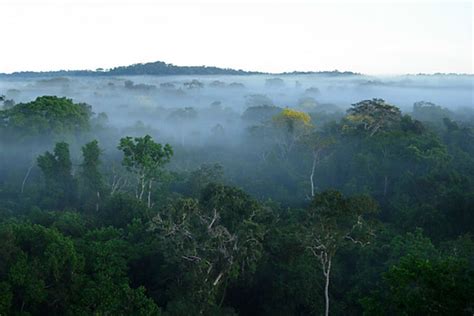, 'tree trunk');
96,191,100,212
21,162,34,194
138,174,146,201
147,179,152,208
213,272,223,286
324,256,332,316
310,153,317,197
